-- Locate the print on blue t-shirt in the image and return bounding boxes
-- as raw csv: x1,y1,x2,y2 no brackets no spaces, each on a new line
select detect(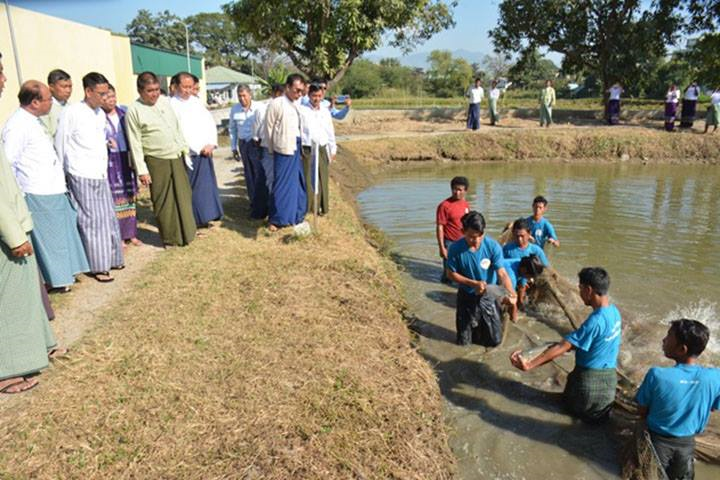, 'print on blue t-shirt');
565,304,622,369
526,216,557,249
636,364,720,437
447,235,504,295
